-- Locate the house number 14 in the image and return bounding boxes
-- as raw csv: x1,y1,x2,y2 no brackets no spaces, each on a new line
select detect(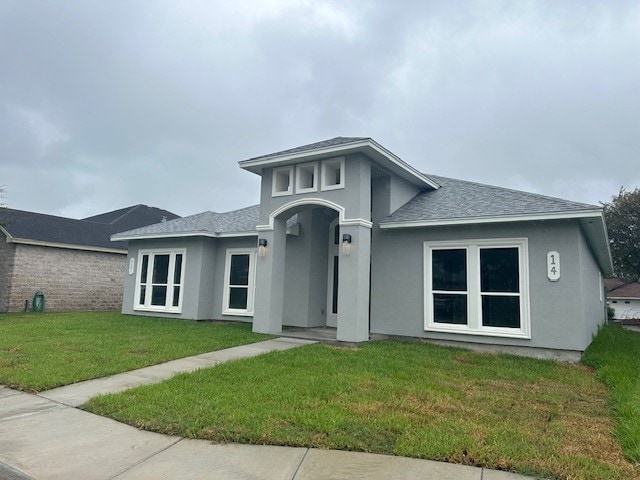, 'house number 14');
547,251,560,282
